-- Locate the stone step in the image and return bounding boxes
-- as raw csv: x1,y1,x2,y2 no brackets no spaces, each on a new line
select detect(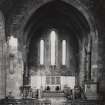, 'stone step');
42,91,65,97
